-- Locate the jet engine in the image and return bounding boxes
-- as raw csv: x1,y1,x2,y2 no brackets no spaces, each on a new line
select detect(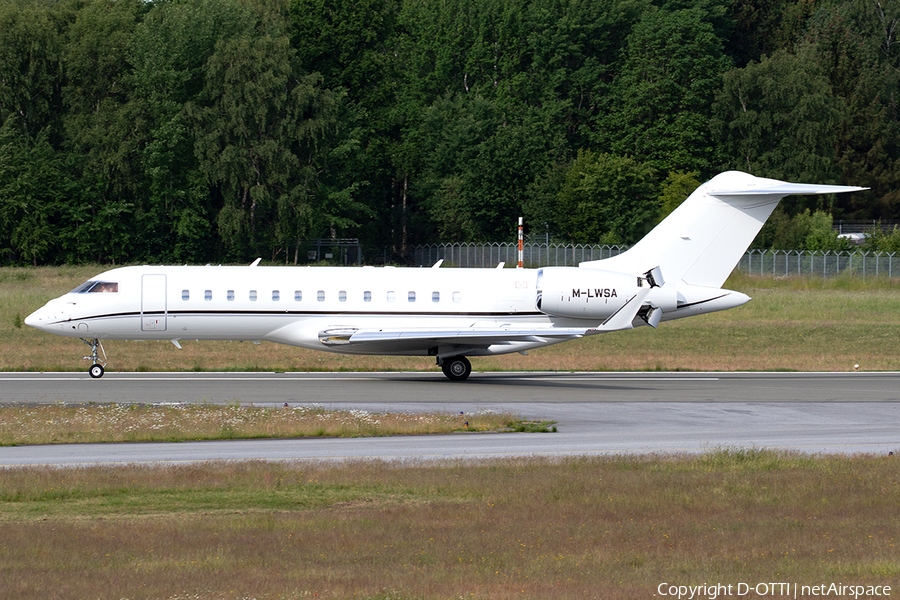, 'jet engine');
536,267,645,319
